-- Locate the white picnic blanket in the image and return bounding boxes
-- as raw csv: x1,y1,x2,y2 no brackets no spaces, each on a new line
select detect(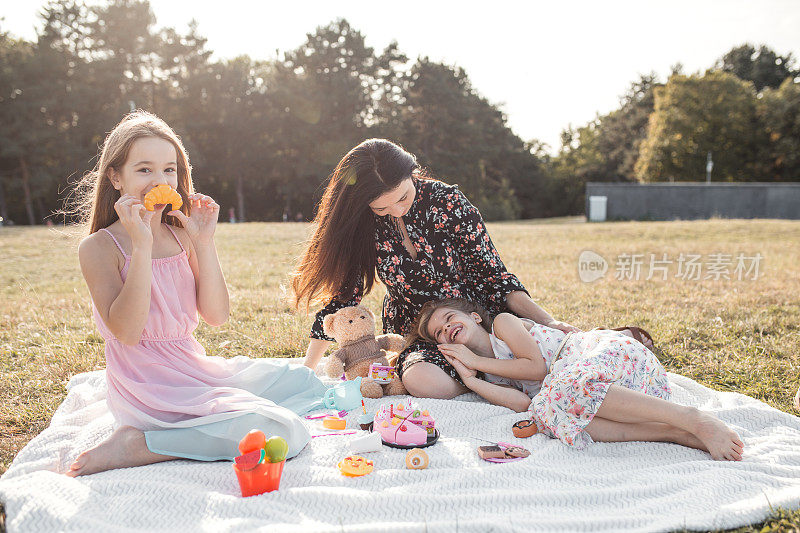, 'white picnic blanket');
1,358,799,532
